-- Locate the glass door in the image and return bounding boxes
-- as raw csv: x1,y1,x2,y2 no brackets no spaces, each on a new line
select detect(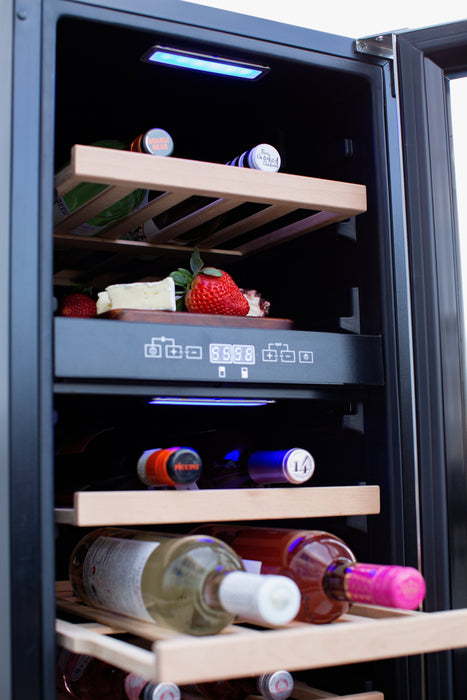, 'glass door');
396,20,467,700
